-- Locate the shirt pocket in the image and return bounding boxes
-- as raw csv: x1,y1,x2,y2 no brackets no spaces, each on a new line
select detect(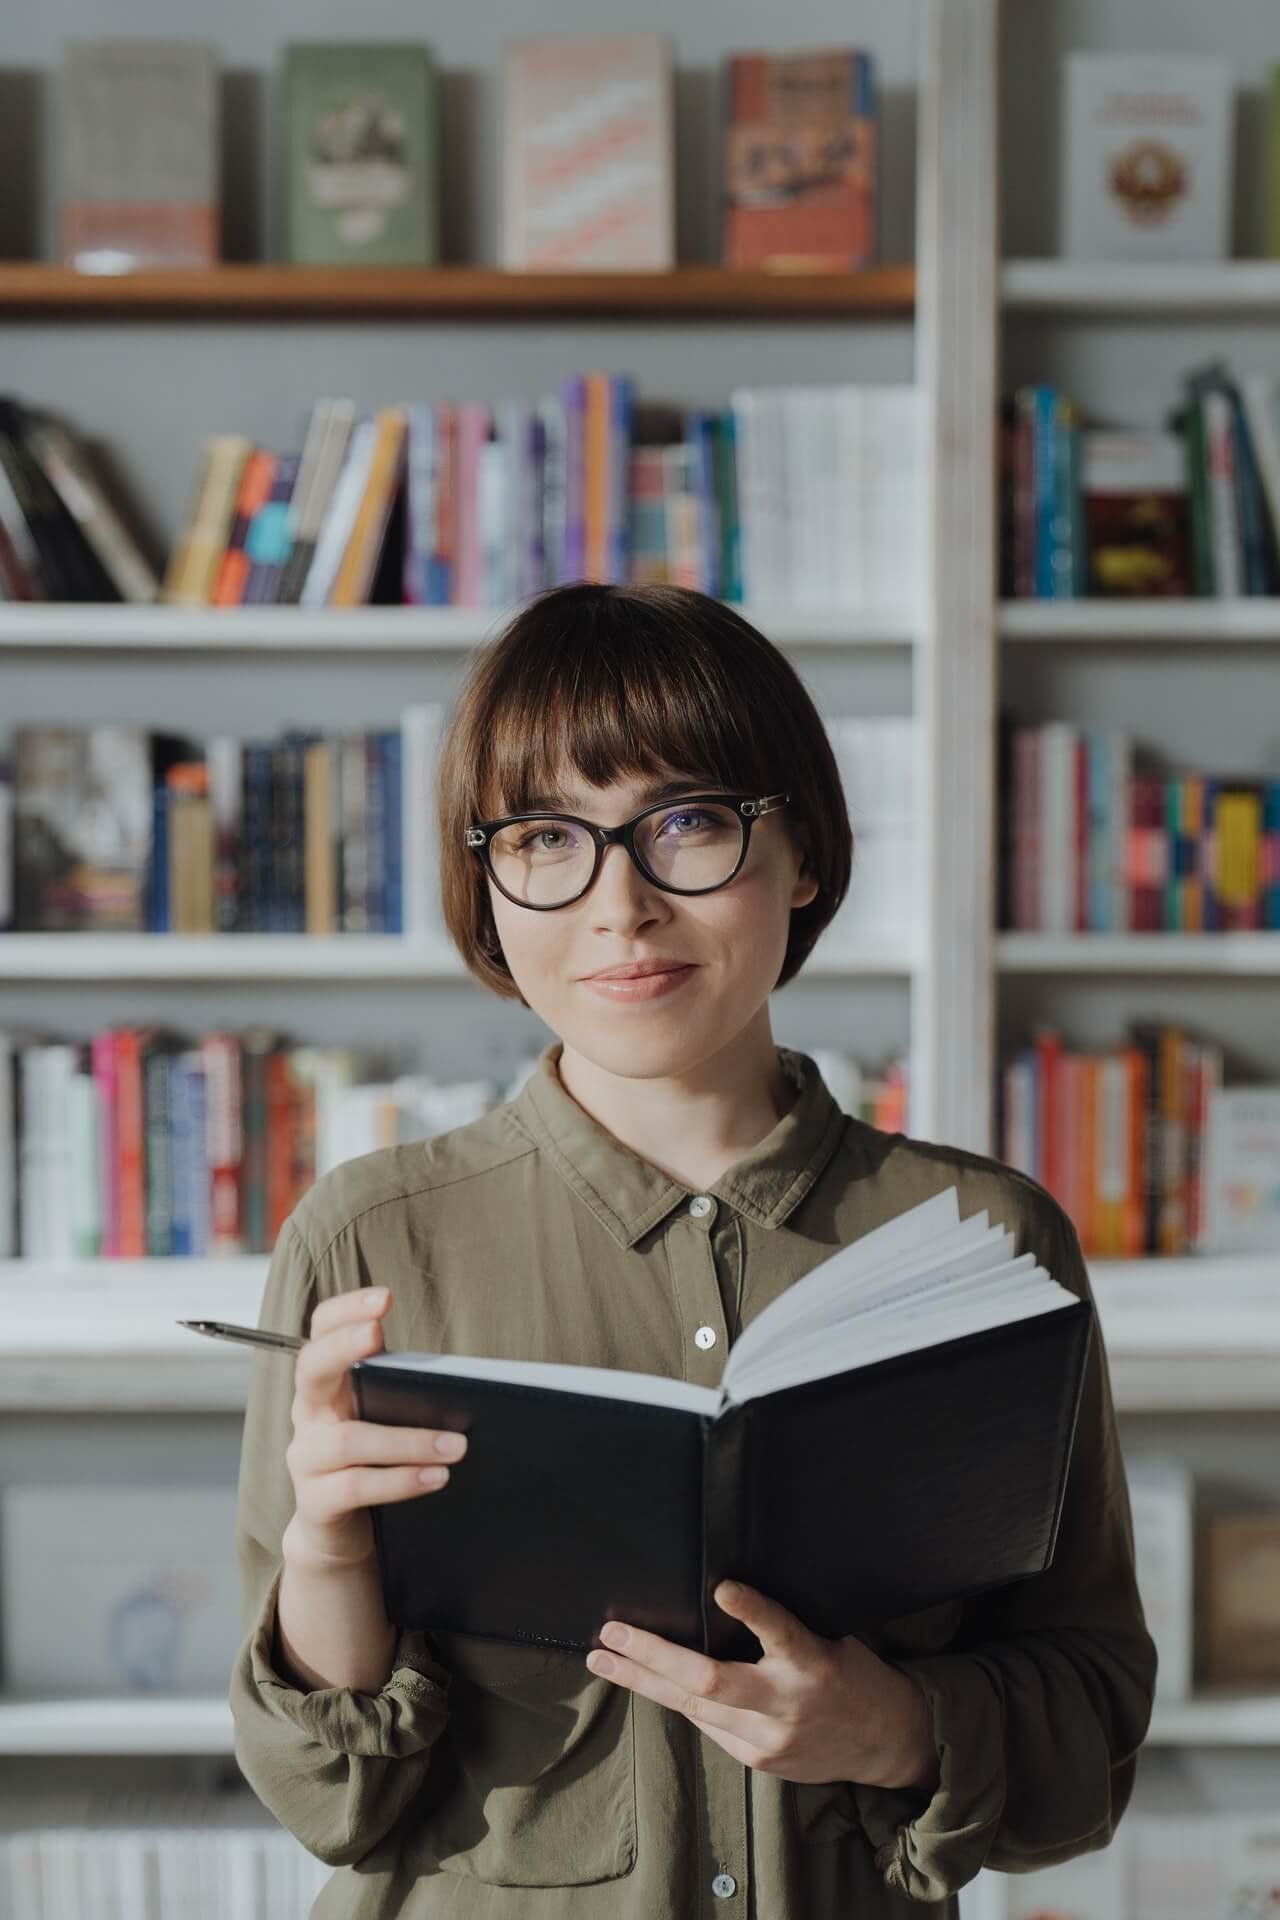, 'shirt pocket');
420,1633,637,1886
